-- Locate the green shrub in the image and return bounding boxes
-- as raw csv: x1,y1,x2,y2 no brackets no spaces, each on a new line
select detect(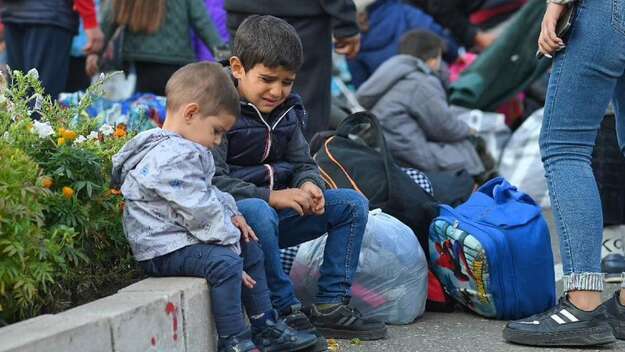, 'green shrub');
0,142,83,321
0,70,141,324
